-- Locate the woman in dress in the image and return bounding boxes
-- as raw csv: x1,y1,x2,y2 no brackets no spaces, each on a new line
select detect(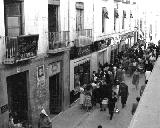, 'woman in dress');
132,68,140,90
84,86,92,112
